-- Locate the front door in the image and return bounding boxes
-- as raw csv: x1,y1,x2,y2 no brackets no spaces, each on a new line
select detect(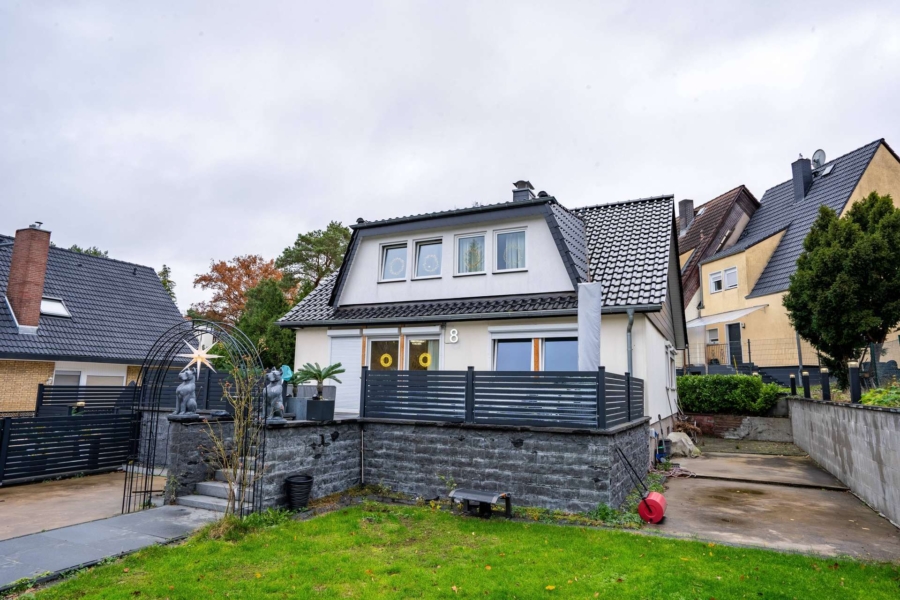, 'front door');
726,323,742,366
